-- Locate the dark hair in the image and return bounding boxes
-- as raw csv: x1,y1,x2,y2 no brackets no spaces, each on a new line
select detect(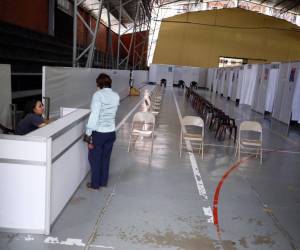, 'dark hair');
23,99,41,118
96,73,112,89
